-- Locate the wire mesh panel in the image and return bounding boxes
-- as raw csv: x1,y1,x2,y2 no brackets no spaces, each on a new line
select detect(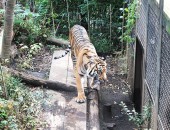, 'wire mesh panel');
158,27,170,130
158,118,164,130
143,84,151,106
143,83,153,129
136,0,148,46
145,6,159,97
